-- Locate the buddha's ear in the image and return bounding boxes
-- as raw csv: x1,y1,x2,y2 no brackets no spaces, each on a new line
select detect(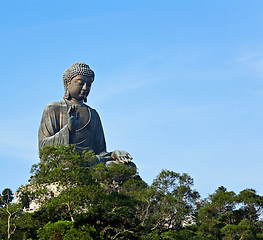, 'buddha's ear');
65,86,70,99
84,96,87,102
